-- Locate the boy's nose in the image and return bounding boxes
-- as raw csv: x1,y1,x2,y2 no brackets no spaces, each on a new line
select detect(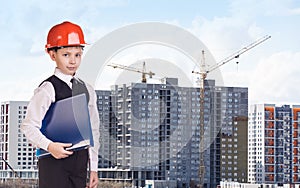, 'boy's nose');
69,57,76,64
